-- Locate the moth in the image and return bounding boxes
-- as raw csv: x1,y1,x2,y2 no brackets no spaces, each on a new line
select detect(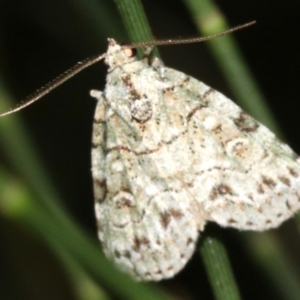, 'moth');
3,21,299,281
